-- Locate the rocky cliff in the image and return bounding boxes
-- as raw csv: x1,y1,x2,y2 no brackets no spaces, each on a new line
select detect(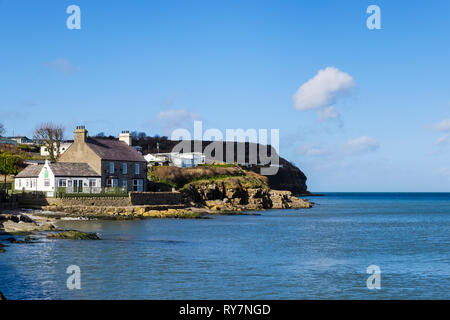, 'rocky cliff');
182,174,312,212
